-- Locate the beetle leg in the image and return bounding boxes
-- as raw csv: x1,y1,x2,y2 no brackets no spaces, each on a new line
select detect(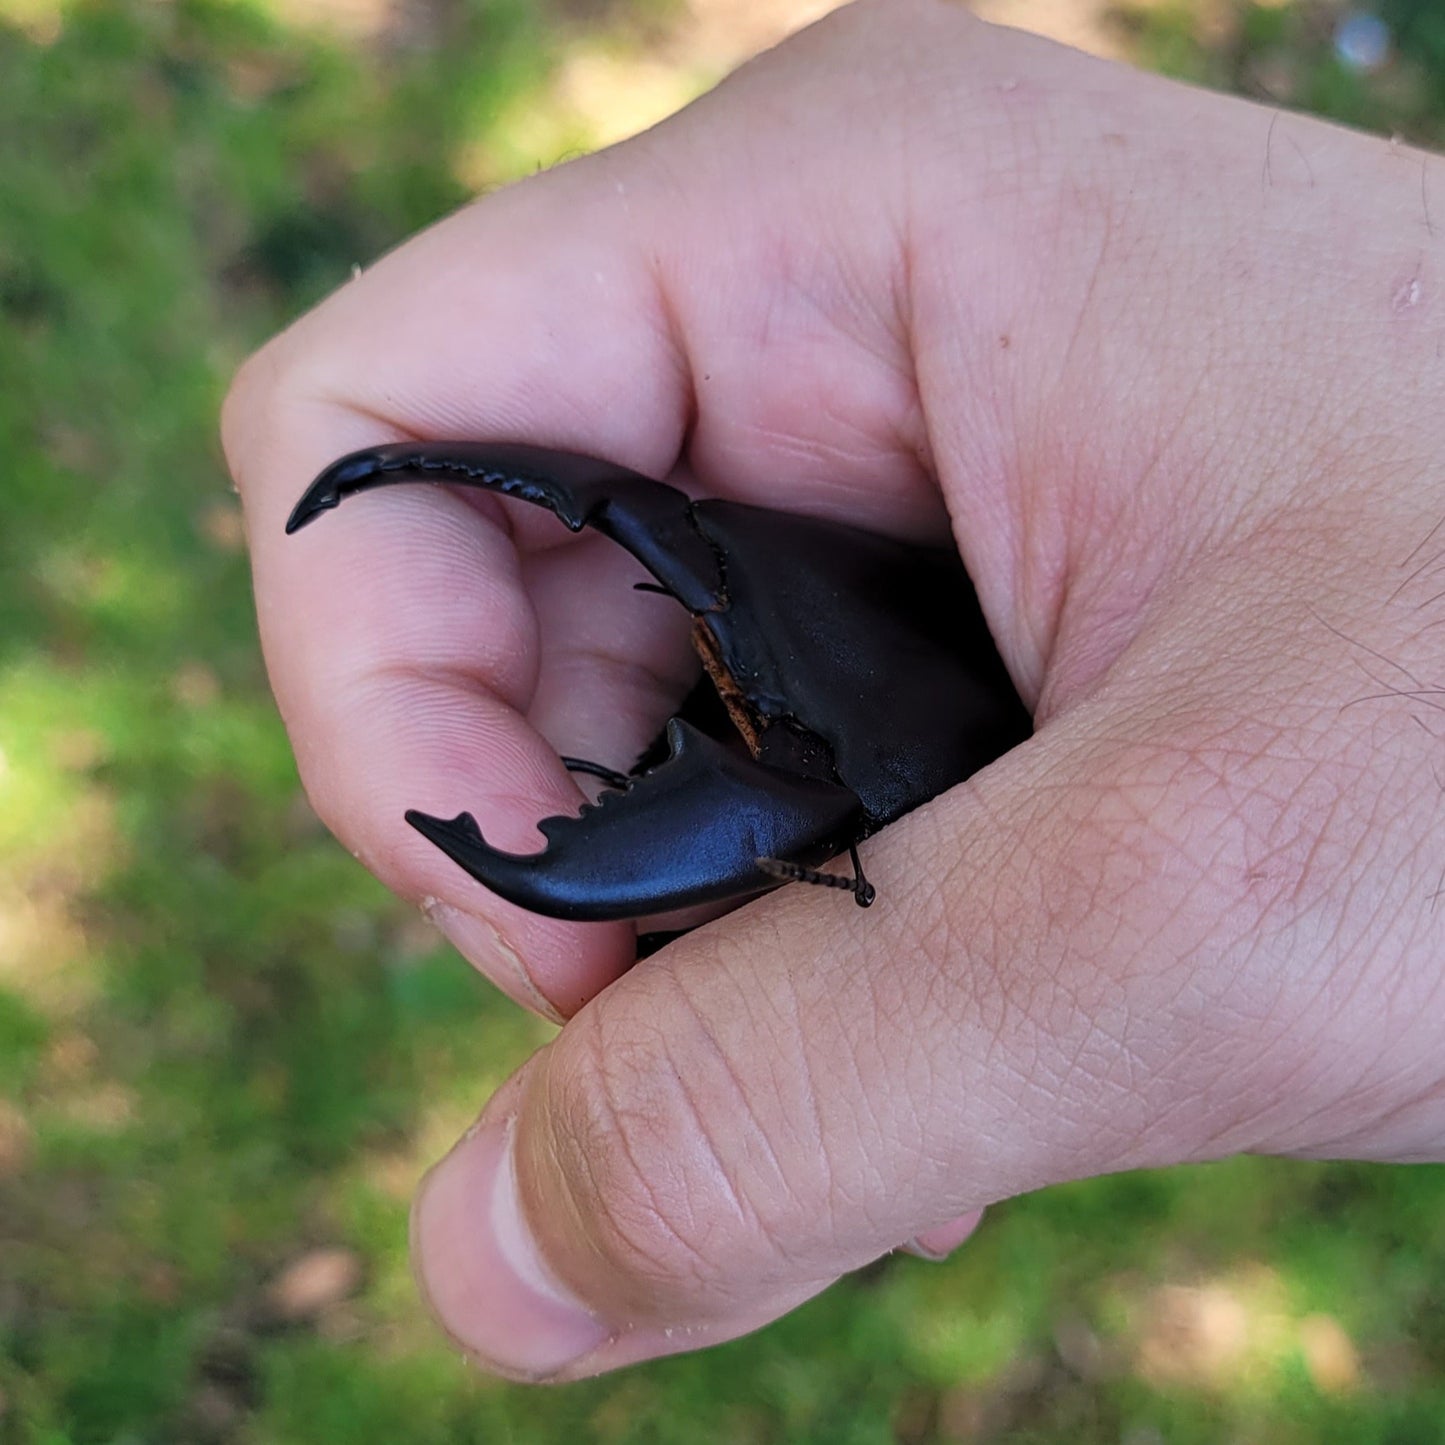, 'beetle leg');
404,719,864,922
755,843,876,908
559,756,632,791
